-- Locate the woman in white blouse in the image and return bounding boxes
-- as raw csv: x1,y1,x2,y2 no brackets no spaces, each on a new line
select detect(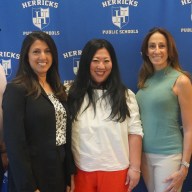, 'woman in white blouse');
68,39,143,192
